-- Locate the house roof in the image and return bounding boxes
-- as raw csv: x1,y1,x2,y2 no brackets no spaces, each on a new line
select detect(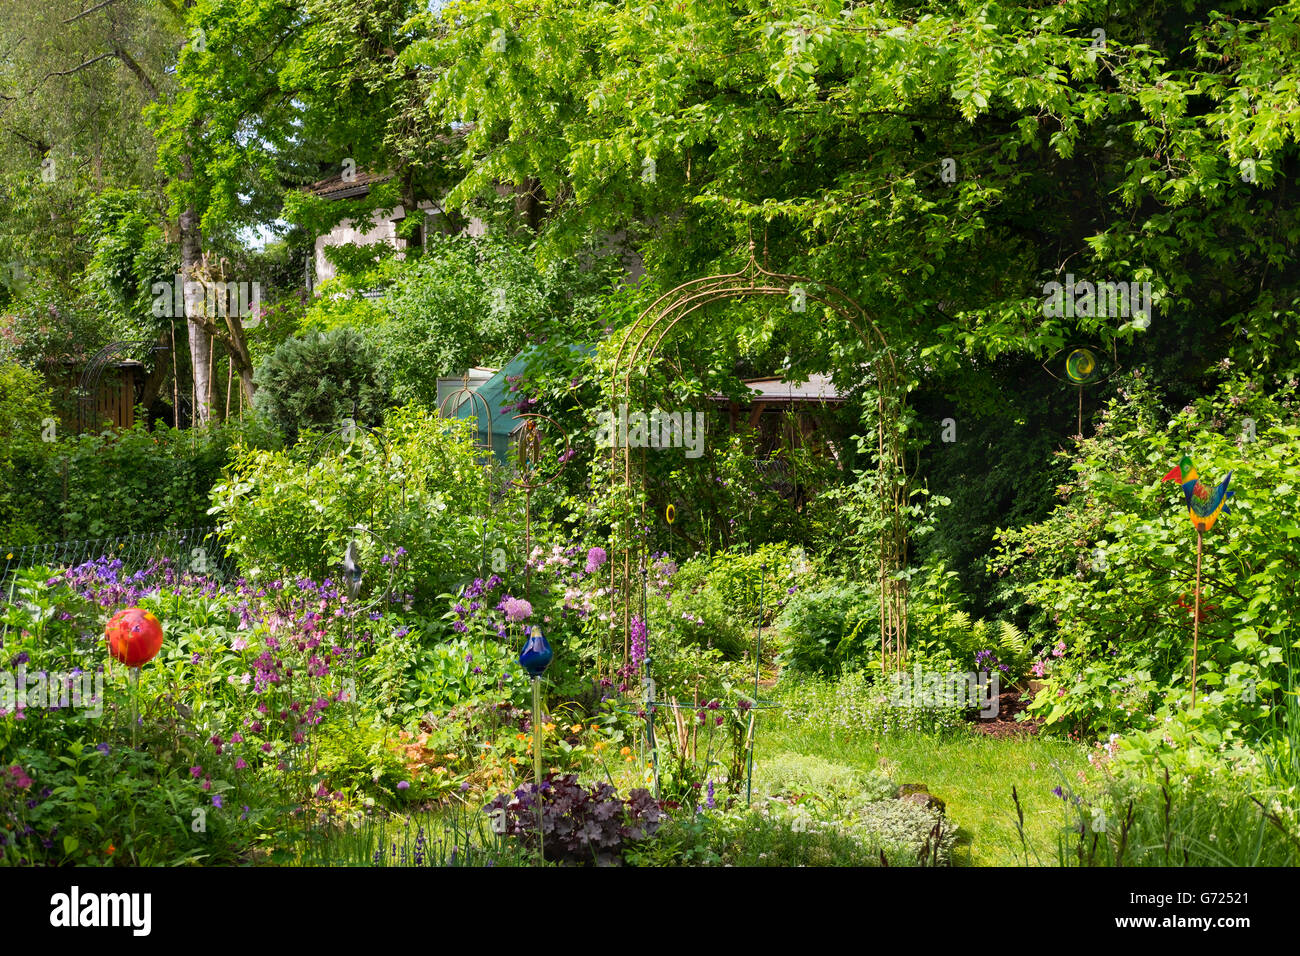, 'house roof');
711,373,844,404
305,170,394,201
305,129,475,201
